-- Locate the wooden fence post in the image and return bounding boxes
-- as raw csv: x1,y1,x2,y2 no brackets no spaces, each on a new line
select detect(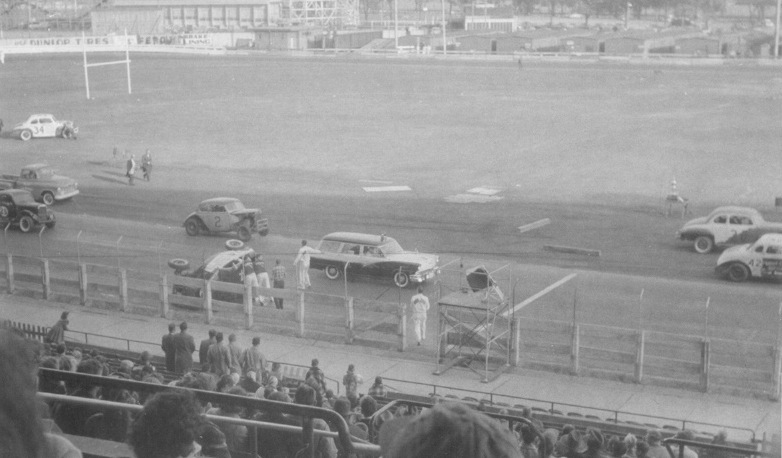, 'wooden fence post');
297,292,305,338
701,338,710,393
345,297,354,344
40,258,50,300
204,279,213,324
118,268,128,312
511,318,520,367
78,264,88,306
570,323,580,375
6,254,14,294
244,283,253,329
635,330,645,383
398,306,407,352
160,274,169,319
772,344,781,401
